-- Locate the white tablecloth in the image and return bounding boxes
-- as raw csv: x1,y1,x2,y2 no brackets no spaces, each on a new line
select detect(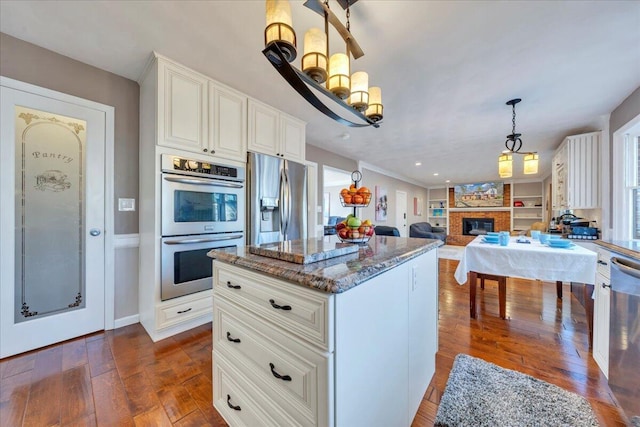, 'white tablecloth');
454,236,597,285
